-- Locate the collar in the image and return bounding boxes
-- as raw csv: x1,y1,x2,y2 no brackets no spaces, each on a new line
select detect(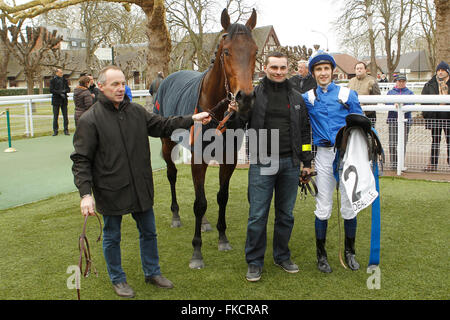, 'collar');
262,76,291,91
97,92,129,111
316,81,337,94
